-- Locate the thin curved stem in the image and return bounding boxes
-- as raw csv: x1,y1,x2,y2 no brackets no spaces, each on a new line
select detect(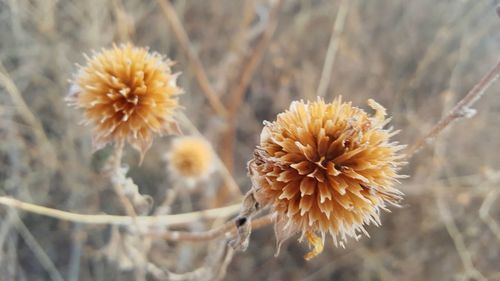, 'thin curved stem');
0,62,57,168
157,0,227,117
153,214,274,242
316,0,349,98
0,196,240,227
